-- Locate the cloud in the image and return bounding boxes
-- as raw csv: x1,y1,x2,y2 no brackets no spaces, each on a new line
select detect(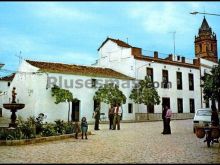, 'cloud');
128,2,201,35
25,51,97,66
30,2,97,22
